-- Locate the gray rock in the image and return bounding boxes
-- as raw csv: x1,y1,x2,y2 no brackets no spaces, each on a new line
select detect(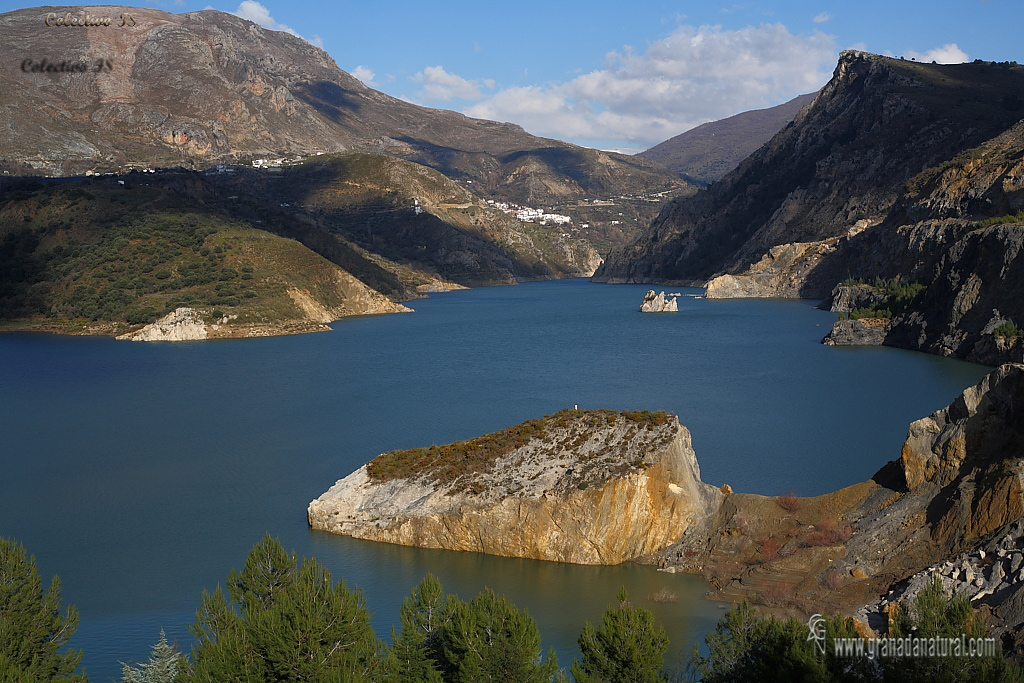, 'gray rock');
822,318,889,346
640,290,679,313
